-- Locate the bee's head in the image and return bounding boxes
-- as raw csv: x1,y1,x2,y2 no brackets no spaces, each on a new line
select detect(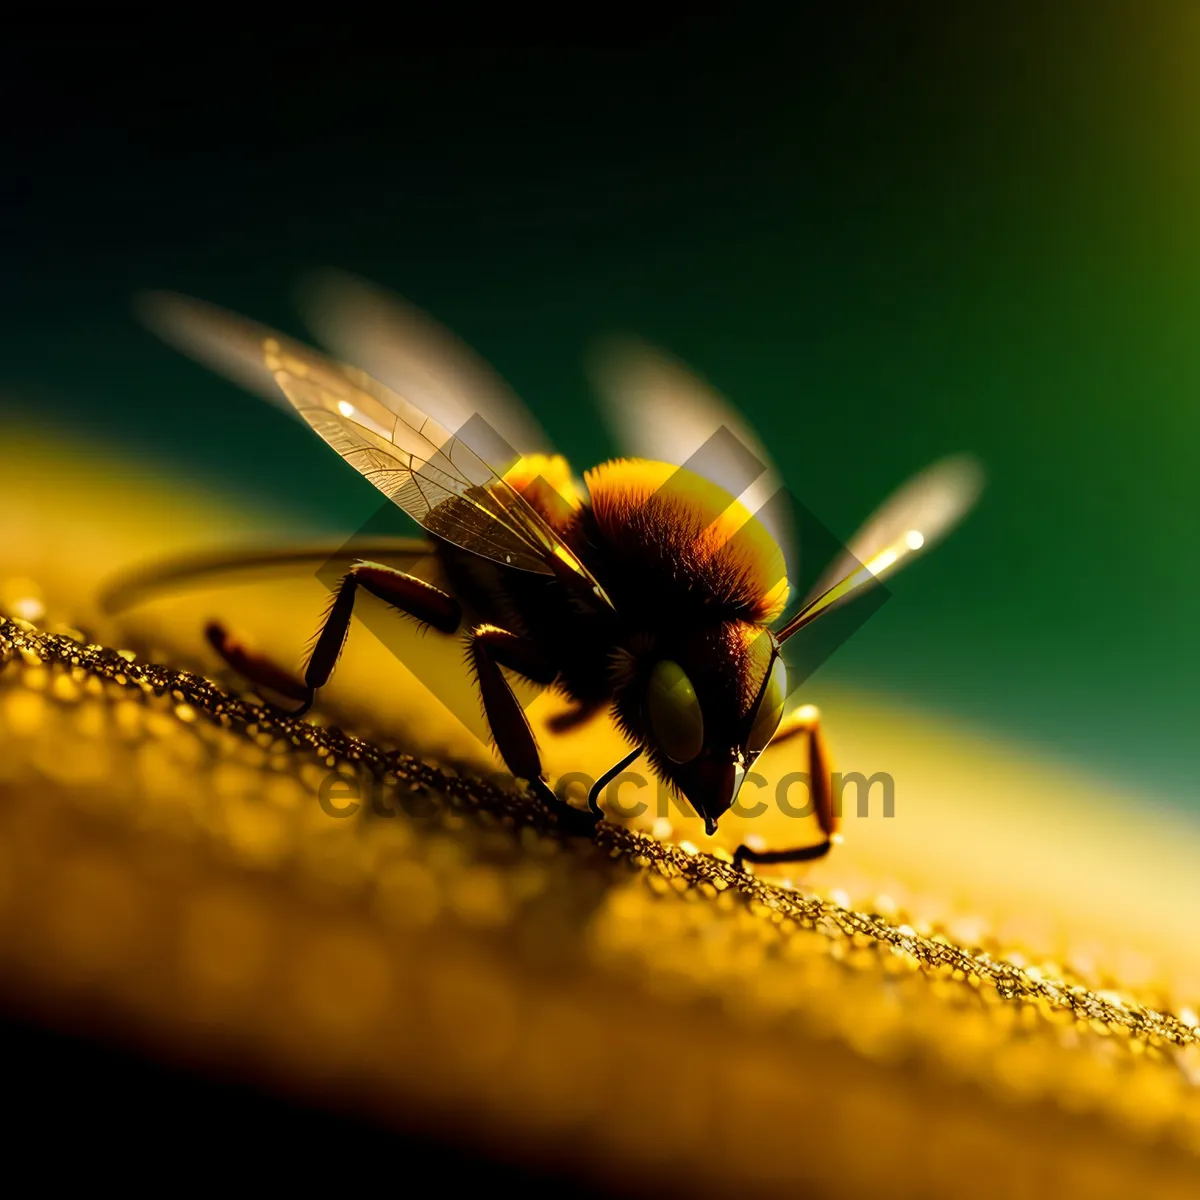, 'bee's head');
620,622,788,834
